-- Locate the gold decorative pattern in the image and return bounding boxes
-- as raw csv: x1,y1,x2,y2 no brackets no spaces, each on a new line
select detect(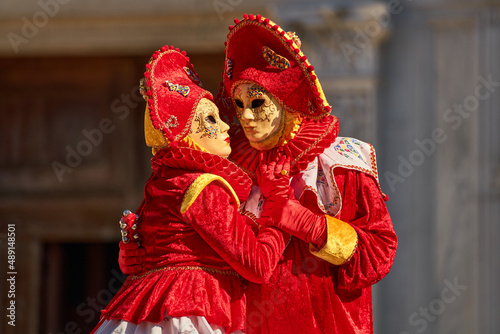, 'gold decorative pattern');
130,265,240,280
181,173,240,213
309,215,358,265
240,209,258,225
